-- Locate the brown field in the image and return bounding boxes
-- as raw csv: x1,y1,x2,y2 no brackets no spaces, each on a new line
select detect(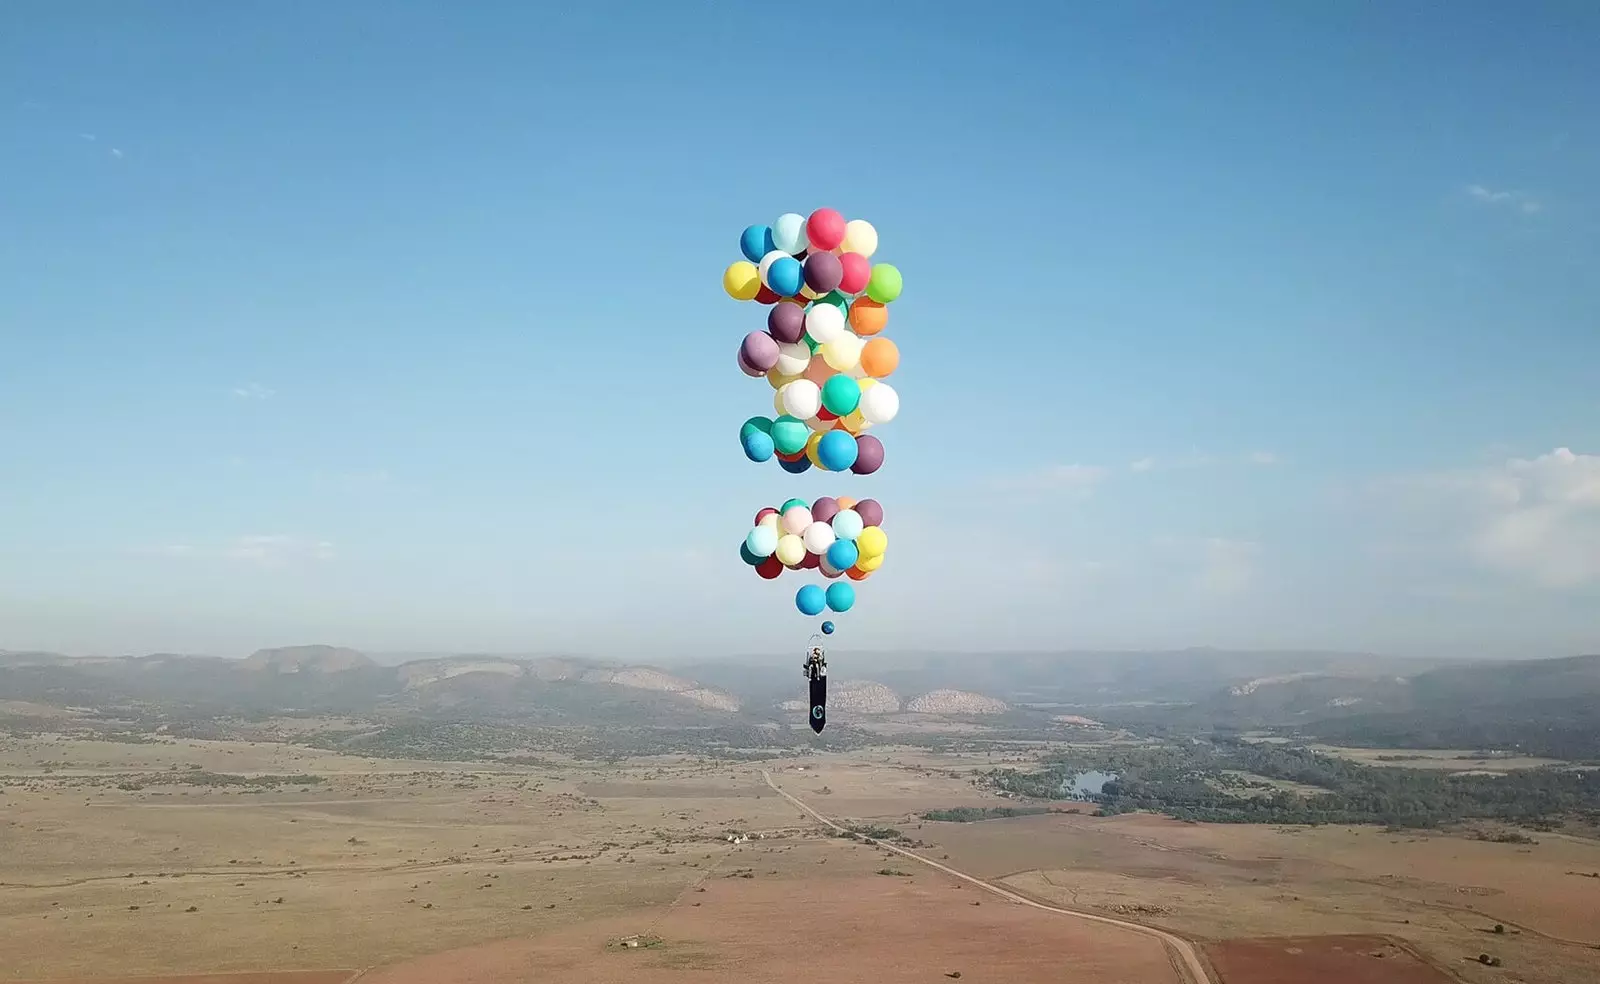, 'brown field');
23,976,357,984
1309,745,1574,774
6,732,1600,984
1205,935,1454,984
